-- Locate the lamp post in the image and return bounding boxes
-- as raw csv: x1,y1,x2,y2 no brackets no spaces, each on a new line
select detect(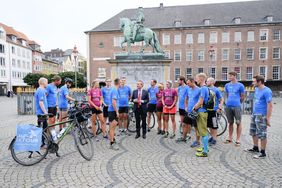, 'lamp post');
72,45,78,88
